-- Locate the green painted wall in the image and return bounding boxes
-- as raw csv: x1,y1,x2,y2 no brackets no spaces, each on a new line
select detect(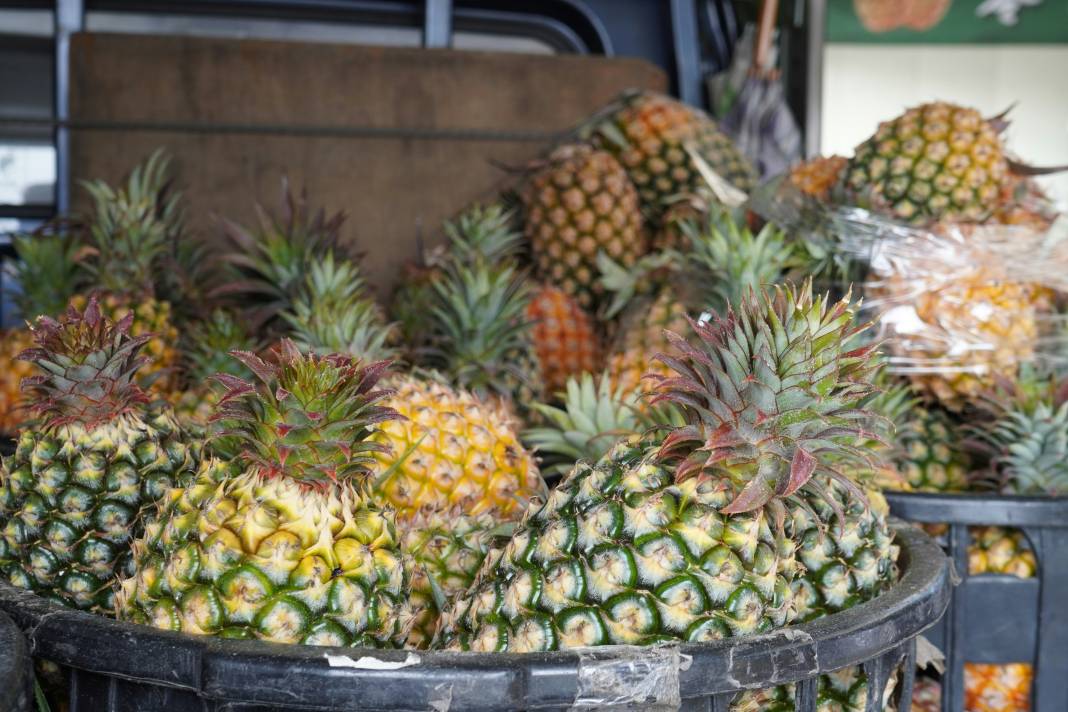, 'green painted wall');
828,0,1068,44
